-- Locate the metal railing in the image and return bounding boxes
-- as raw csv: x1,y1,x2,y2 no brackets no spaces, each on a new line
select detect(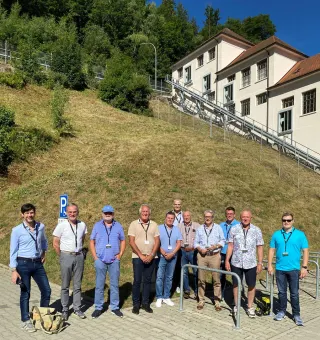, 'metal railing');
179,264,242,329
165,76,320,171
264,259,319,300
